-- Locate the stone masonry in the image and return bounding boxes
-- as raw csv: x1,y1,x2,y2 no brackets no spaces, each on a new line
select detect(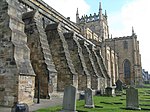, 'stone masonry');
0,0,142,107
45,23,78,91
79,40,99,90
0,0,35,106
64,32,91,90
22,11,57,98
